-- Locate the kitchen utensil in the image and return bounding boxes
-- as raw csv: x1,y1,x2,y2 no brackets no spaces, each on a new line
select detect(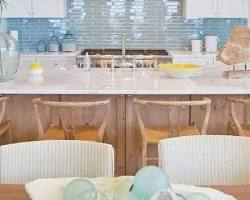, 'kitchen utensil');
62,31,76,52
205,36,218,53
159,63,201,78
191,40,202,53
